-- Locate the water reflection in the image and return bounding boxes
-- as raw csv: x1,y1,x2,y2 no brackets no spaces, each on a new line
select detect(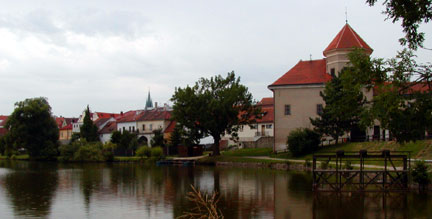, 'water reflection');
0,161,430,218
0,161,58,217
